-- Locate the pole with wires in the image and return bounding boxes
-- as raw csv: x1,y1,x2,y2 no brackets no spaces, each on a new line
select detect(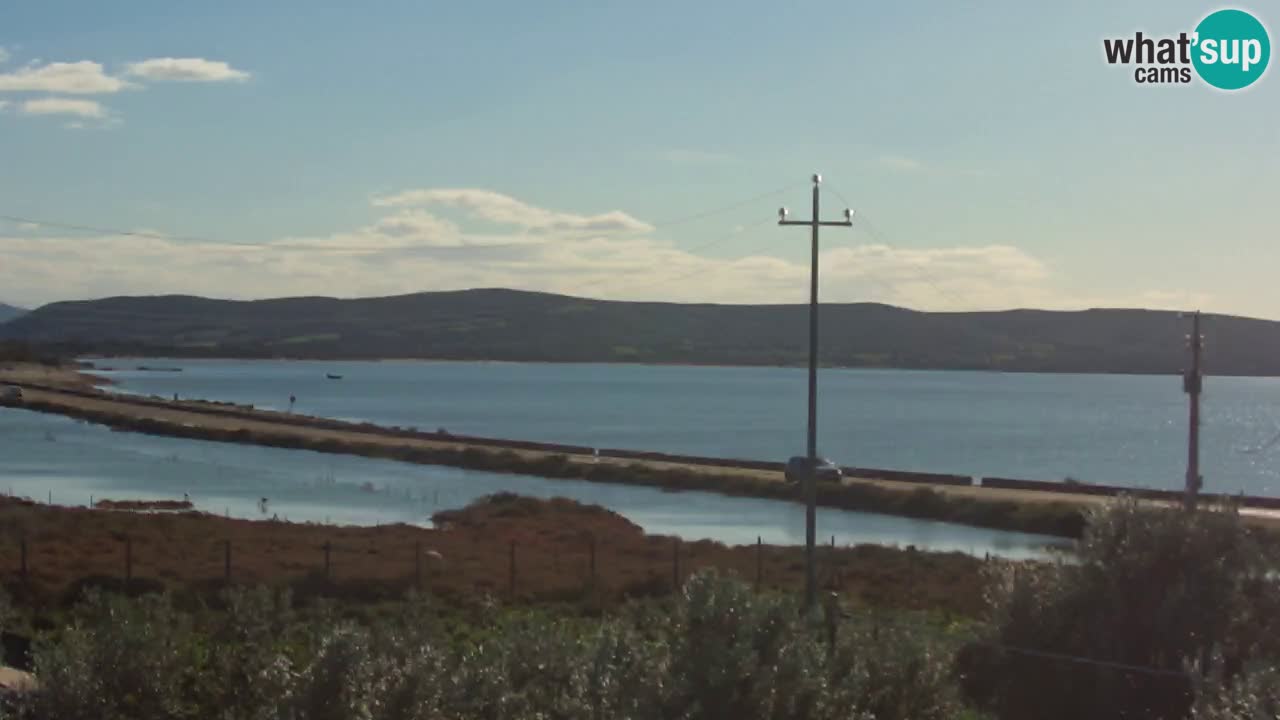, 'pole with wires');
778,174,853,612
1184,311,1204,510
